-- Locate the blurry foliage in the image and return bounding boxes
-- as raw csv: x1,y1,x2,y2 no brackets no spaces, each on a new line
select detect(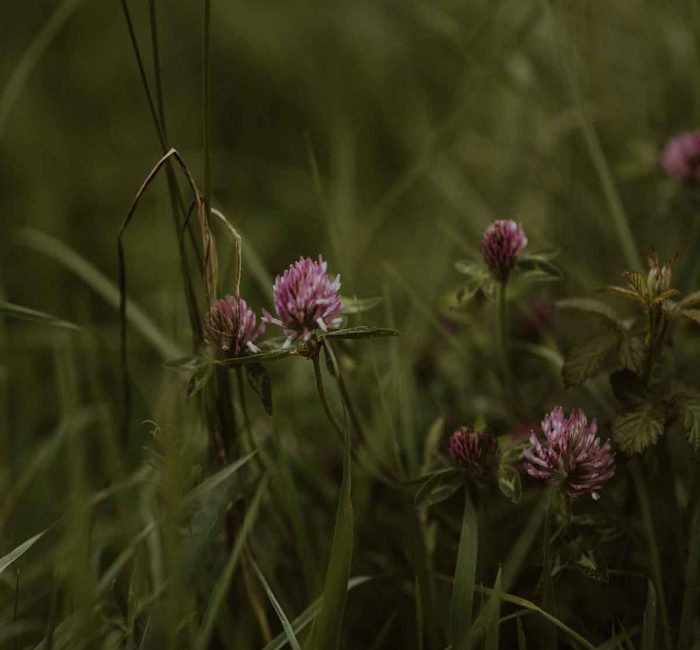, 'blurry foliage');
2,0,700,648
